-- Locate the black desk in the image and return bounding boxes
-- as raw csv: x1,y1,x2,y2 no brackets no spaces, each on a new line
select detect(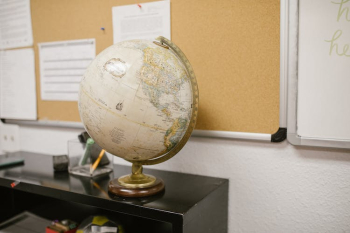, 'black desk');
0,151,228,233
